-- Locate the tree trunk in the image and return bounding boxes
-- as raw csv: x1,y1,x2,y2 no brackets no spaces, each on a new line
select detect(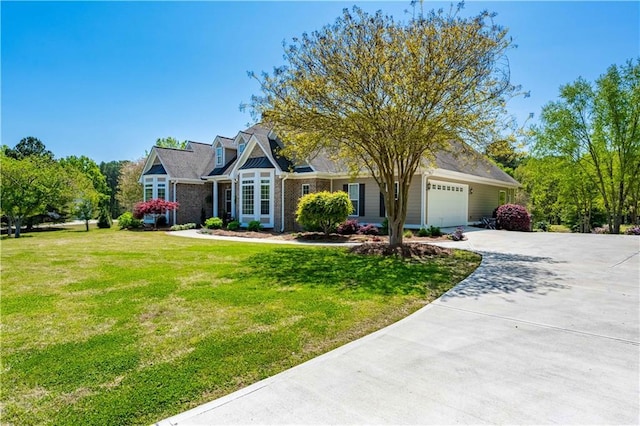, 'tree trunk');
85,219,90,232
388,217,404,247
7,216,13,238
14,218,22,238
